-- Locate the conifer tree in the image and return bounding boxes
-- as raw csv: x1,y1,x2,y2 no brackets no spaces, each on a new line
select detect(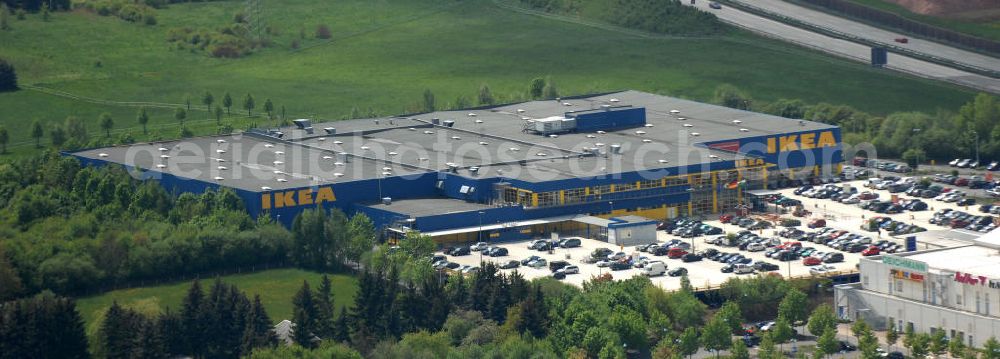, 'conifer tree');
241,295,278,354
292,281,318,348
